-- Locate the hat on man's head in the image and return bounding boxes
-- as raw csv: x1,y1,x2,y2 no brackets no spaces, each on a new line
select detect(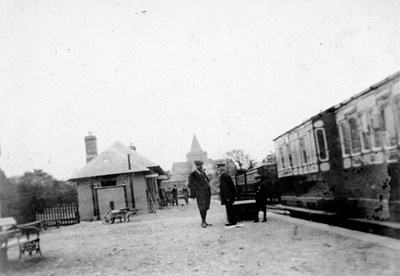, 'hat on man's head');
216,163,226,168
254,174,261,179
194,160,204,165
